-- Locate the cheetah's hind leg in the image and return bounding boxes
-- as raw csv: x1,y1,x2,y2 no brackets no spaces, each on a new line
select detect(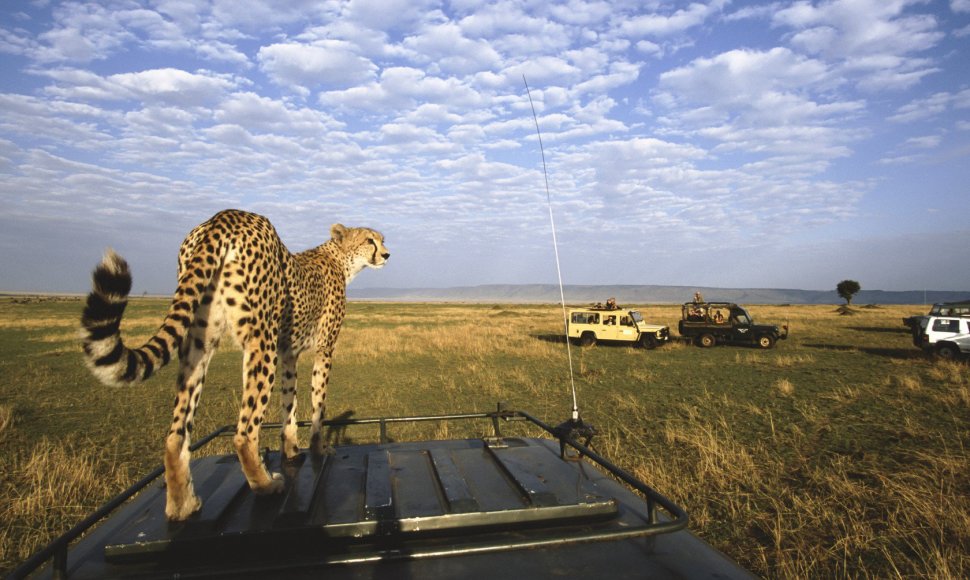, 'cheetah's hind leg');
163,323,217,520
233,341,285,495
